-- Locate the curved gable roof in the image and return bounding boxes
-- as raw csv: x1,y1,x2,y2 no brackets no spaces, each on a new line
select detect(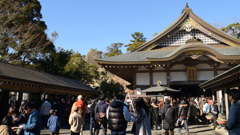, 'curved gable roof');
133,7,240,52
